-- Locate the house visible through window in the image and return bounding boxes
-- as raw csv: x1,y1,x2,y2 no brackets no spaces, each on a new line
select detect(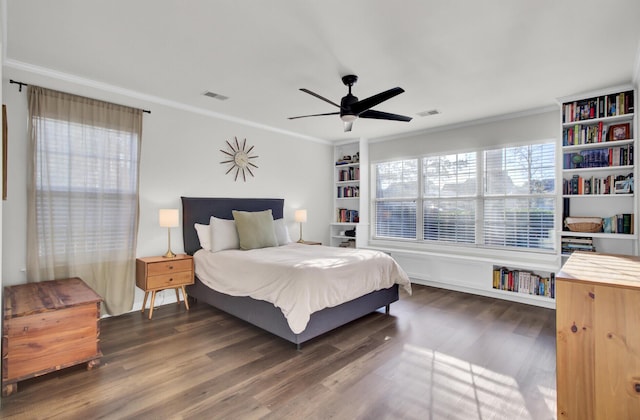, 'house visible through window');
373,142,556,252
